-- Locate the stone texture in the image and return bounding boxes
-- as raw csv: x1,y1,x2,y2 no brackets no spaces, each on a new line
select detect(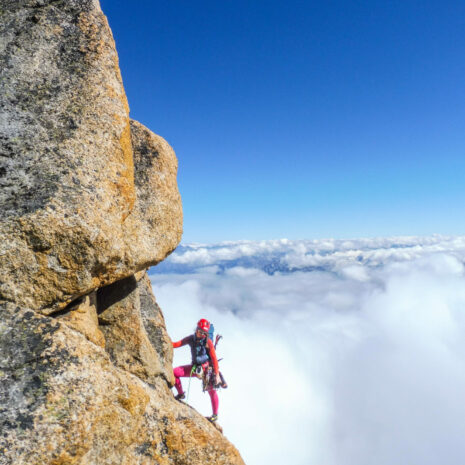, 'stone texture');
0,0,182,313
0,303,245,465
138,273,174,385
96,272,173,386
55,291,105,347
125,120,183,270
